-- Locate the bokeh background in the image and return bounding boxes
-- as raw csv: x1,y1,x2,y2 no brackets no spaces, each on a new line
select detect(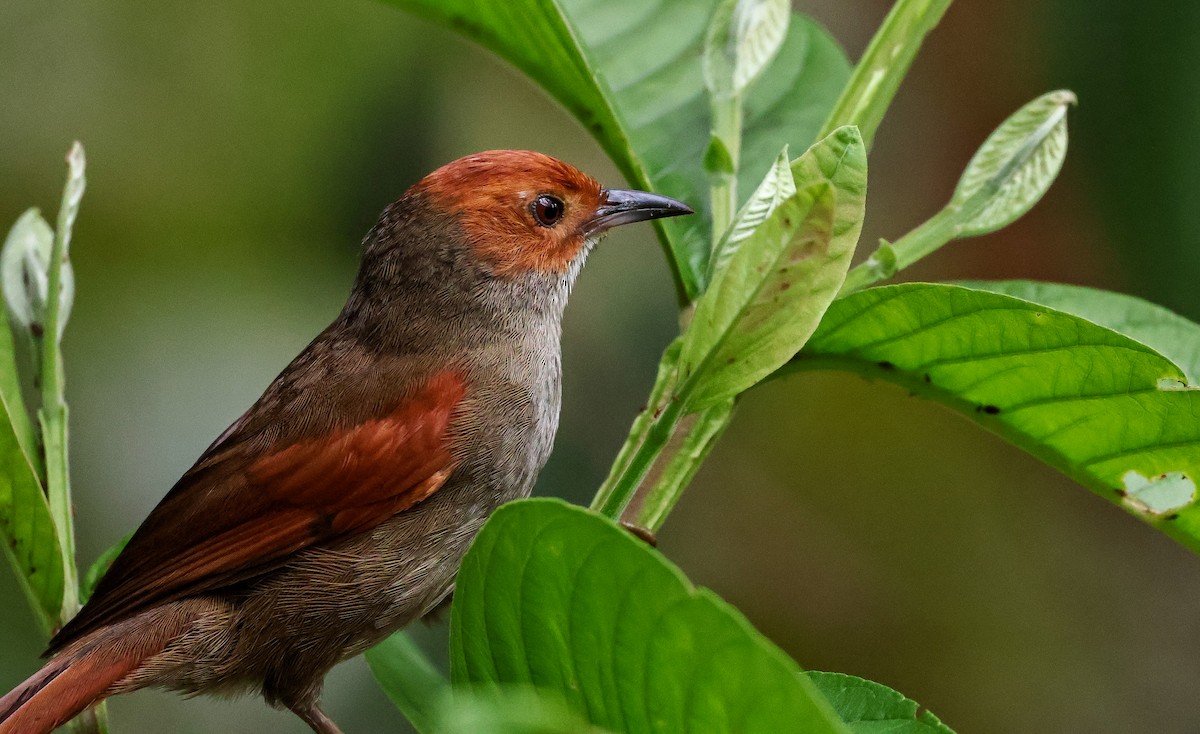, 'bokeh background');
2,1,1199,732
